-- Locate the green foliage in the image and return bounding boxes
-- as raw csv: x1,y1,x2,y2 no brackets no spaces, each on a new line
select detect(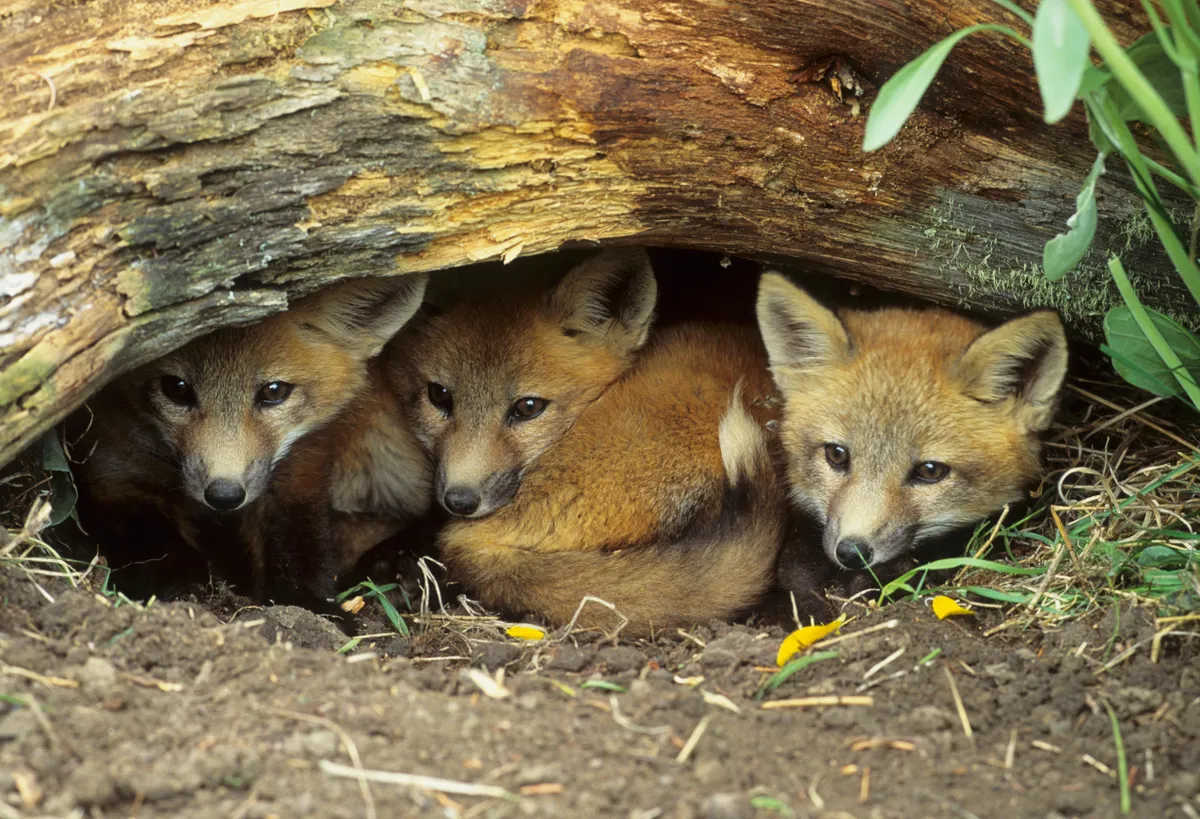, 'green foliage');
337,579,410,636
37,430,77,527
862,24,1028,152
863,0,1200,414
1104,305,1200,398
756,651,840,701
1032,0,1091,122
1043,152,1106,280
